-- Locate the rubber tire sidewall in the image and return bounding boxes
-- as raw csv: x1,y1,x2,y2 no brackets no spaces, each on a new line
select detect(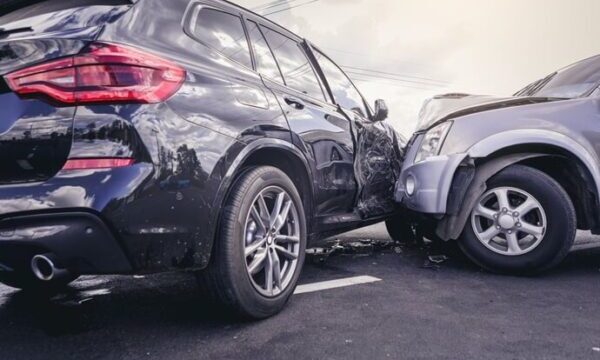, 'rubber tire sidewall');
459,165,576,275
213,166,306,319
